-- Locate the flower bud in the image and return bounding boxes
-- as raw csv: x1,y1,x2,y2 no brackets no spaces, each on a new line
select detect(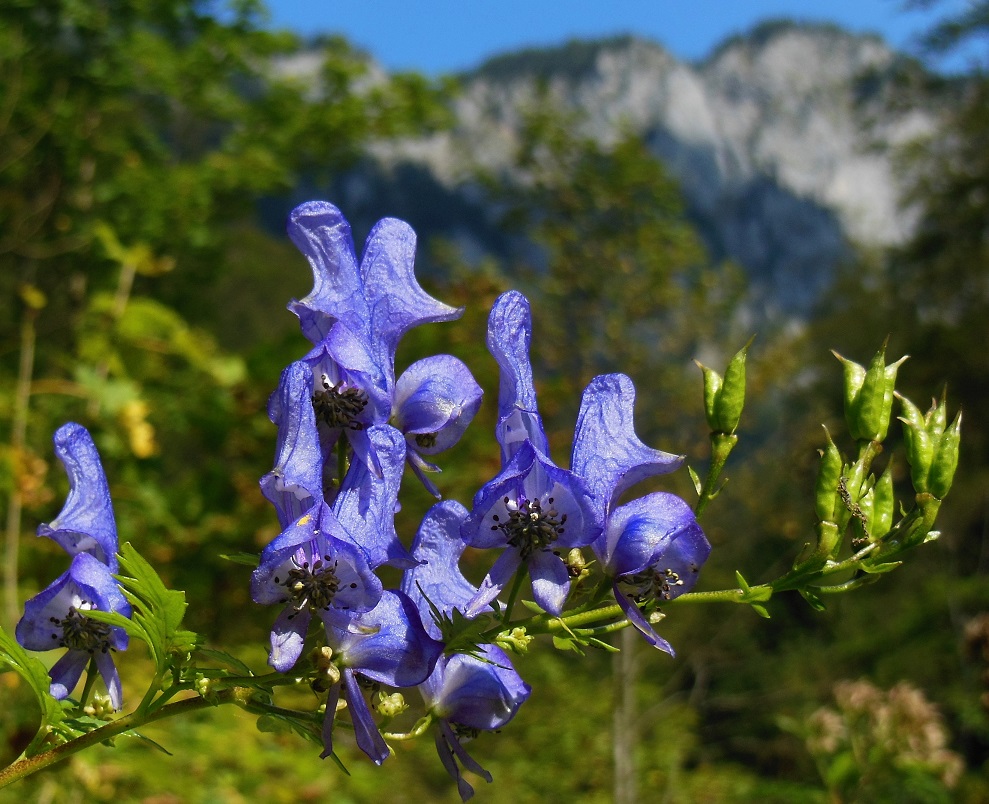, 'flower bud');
832,345,907,442
695,338,752,435
372,691,408,718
